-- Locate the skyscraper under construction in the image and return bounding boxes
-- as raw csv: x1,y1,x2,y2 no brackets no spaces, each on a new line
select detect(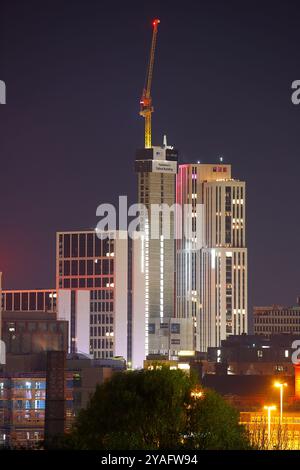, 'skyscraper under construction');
132,20,193,361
